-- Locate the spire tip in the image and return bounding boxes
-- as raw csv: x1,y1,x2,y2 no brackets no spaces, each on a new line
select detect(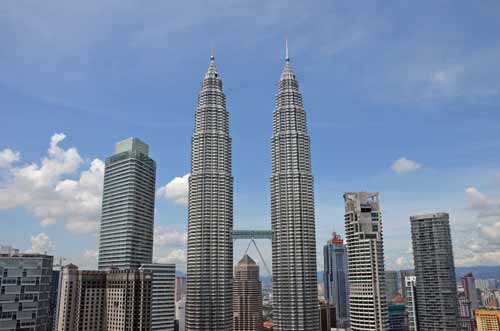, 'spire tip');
285,36,289,62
